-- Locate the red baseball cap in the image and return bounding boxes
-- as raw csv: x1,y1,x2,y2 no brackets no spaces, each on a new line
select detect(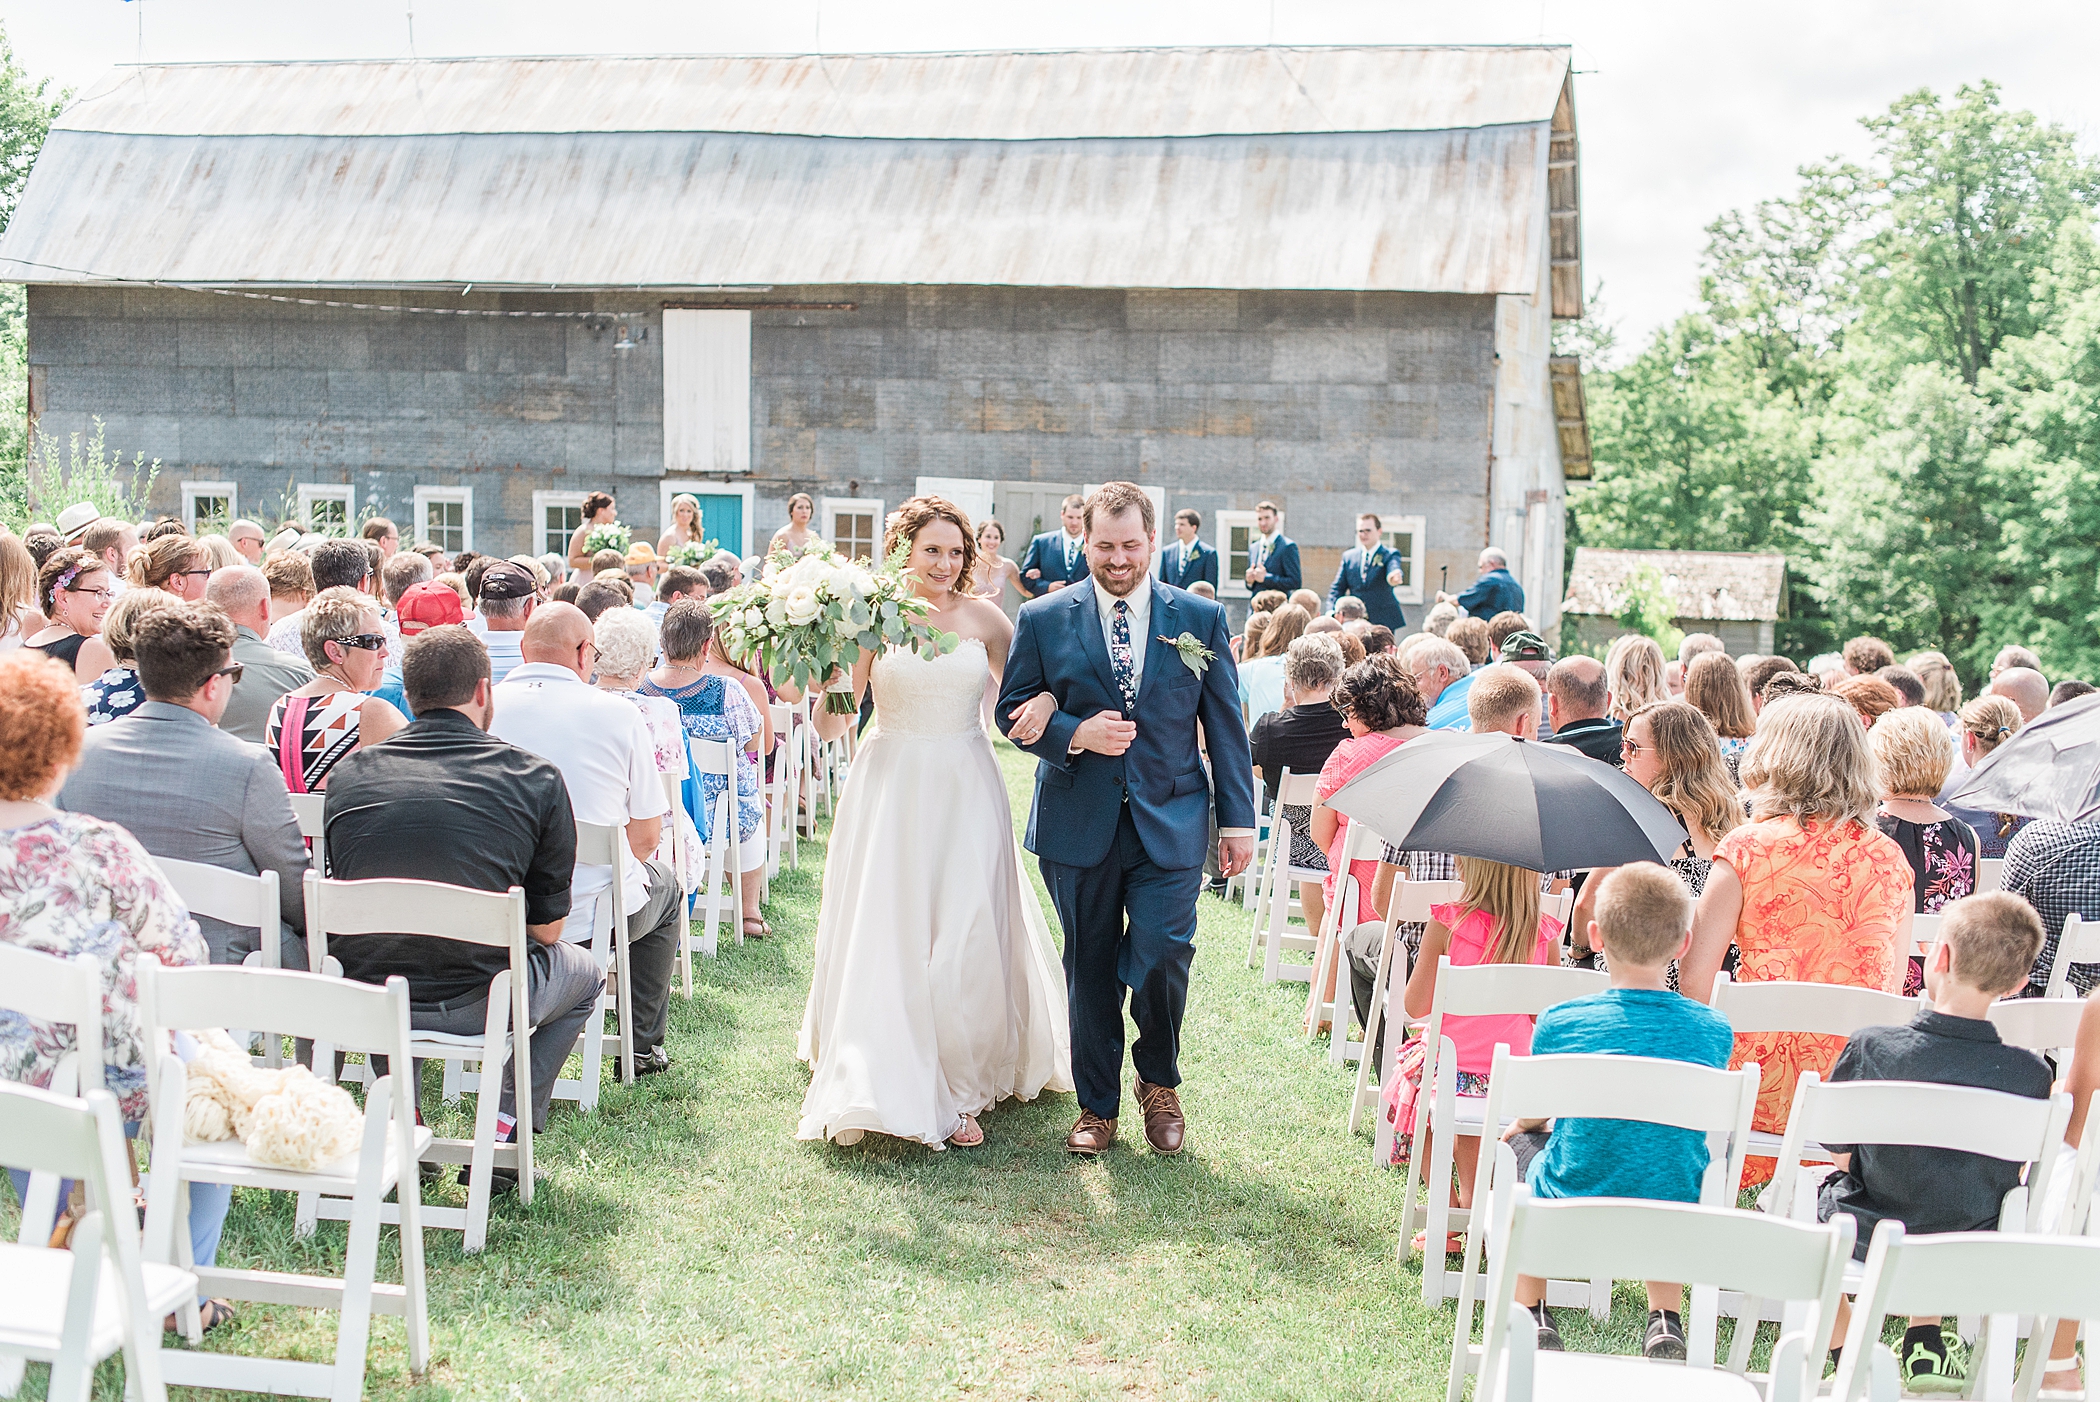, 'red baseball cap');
396,580,465,635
